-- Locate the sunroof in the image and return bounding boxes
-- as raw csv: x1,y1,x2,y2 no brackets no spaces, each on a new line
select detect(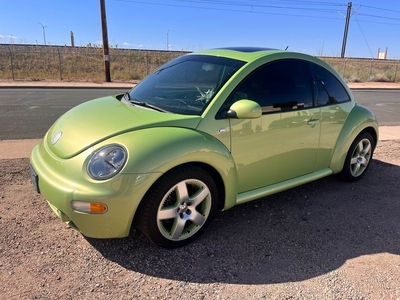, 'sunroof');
216,47,277,52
